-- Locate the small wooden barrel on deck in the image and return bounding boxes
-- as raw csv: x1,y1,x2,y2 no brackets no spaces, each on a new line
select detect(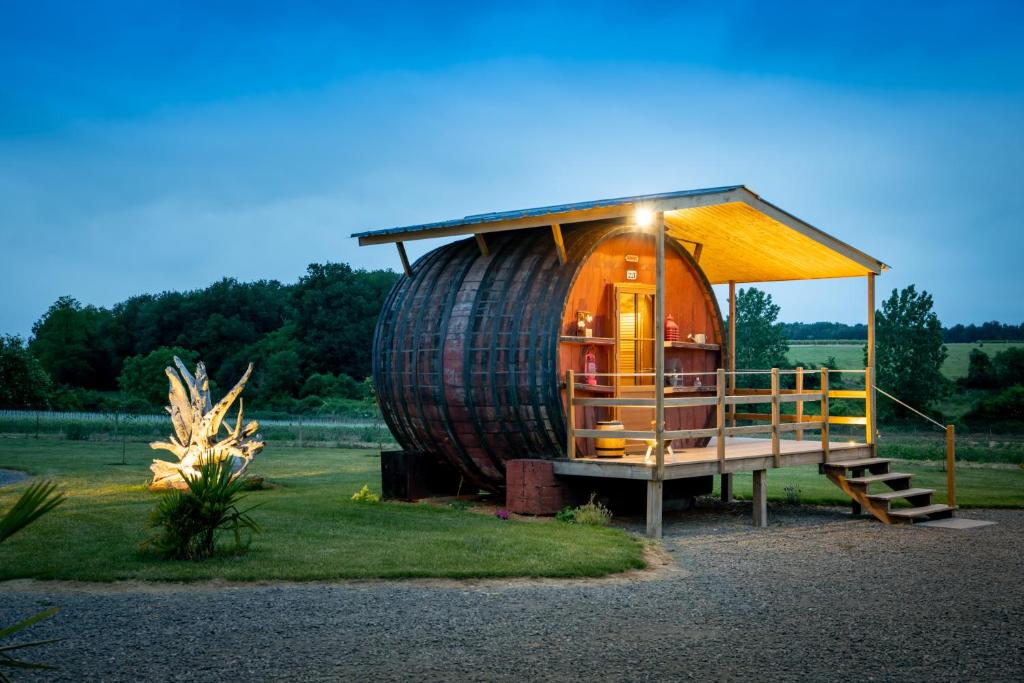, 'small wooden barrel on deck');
594,421,626,458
